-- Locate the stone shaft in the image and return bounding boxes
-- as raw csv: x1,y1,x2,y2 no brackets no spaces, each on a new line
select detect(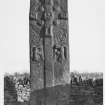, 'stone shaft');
29,0,70,91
